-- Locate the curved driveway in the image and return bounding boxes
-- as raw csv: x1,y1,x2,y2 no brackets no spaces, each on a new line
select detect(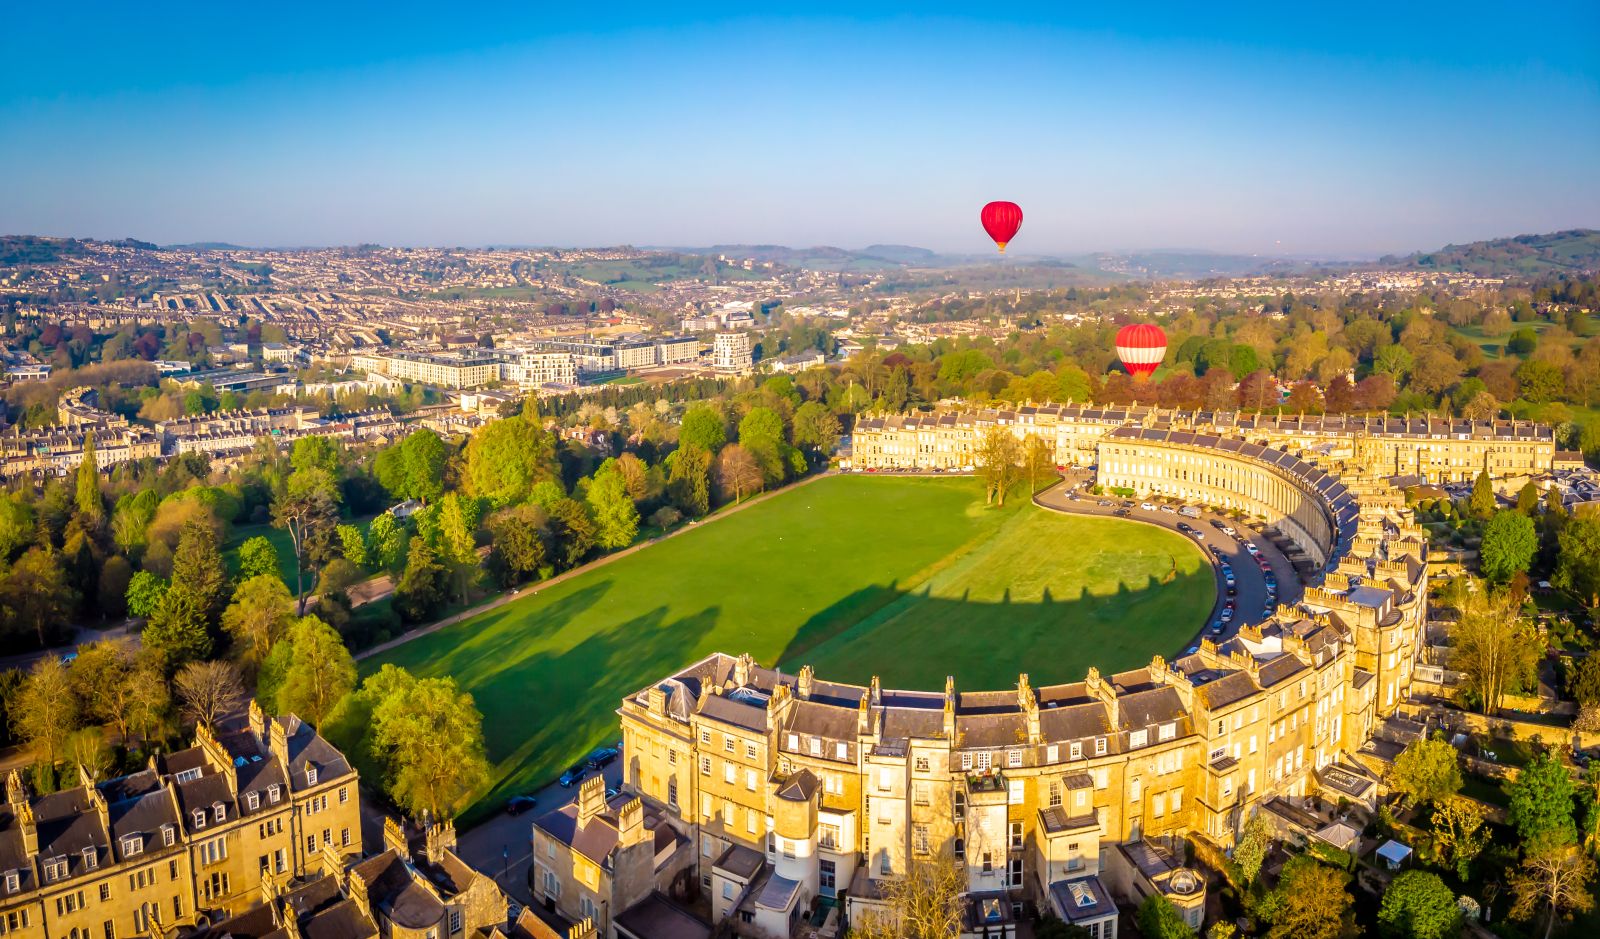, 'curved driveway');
1034,473,1302,654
